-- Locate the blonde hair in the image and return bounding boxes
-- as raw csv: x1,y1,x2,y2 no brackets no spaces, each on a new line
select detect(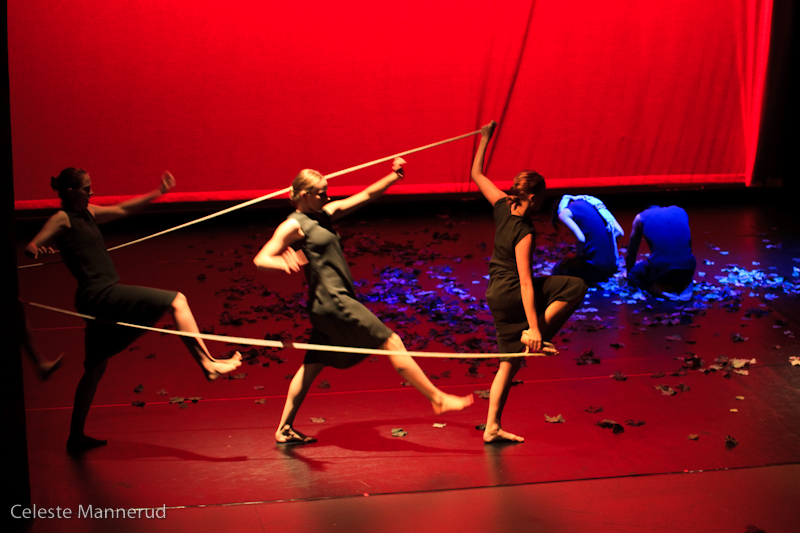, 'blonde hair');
506,170,546,208
290,169,325,204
